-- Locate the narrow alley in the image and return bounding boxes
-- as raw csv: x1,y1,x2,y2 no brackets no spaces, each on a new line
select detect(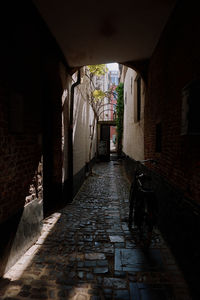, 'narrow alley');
0,161,190,300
